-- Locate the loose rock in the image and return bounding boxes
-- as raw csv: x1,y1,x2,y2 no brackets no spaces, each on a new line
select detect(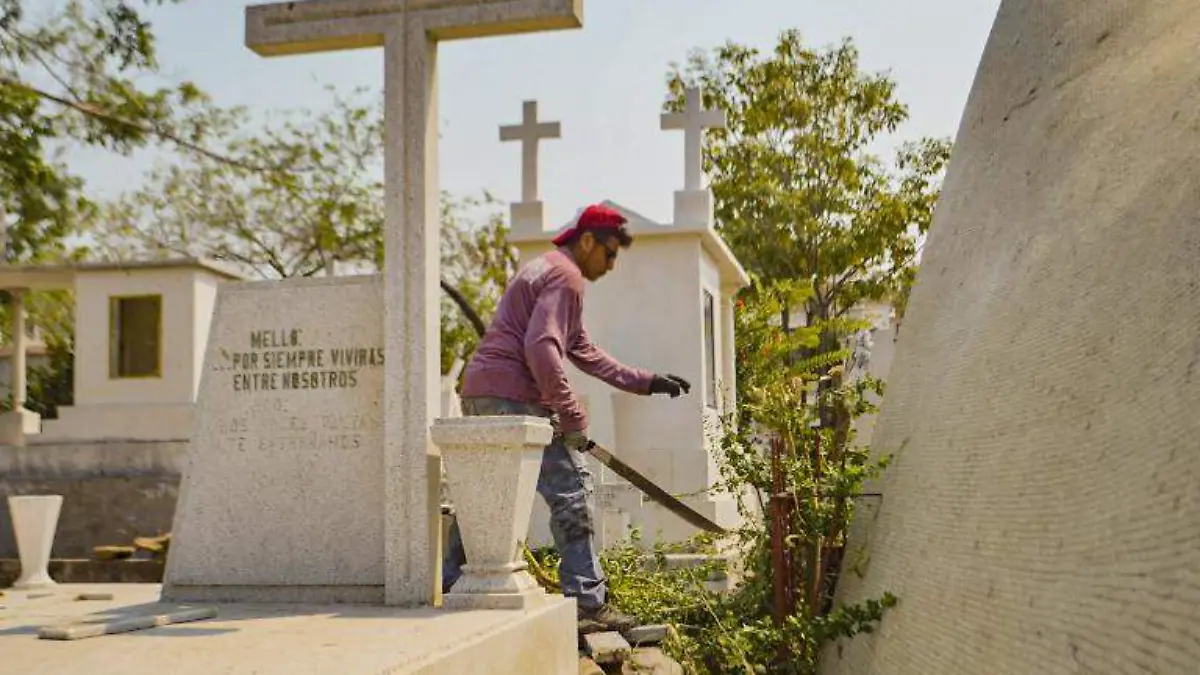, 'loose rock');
582,631,632,665
624,624,668,646
622,647,684,675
